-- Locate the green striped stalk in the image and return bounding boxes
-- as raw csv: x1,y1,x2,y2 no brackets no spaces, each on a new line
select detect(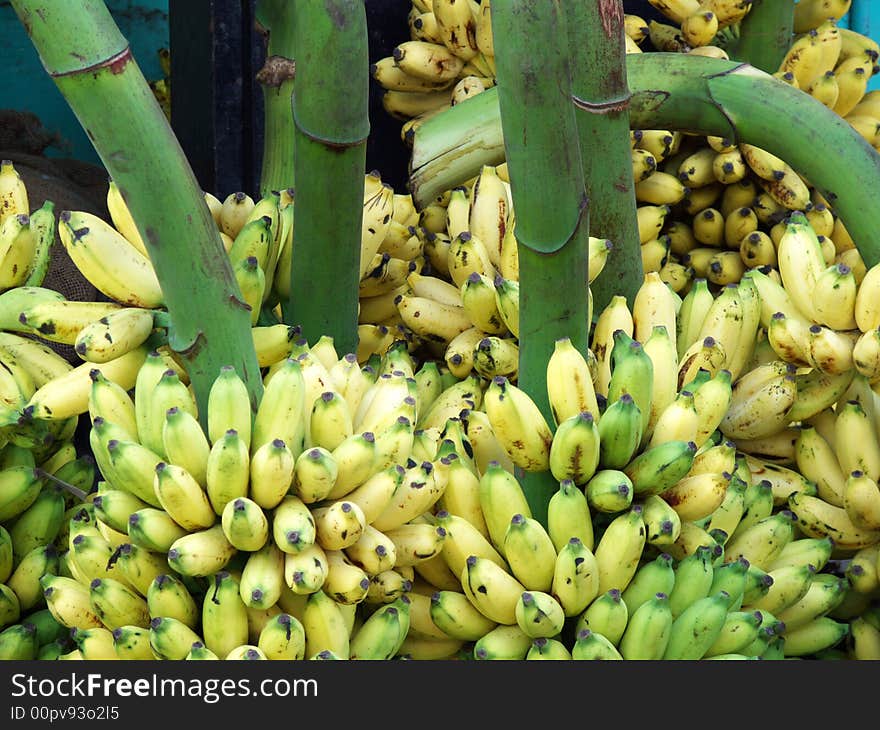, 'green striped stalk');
493,0,592,526
564,0,643,312
11,0,264,423
284,0,369,356
255,0,297,196
730,0,795,73
409,53,880,267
